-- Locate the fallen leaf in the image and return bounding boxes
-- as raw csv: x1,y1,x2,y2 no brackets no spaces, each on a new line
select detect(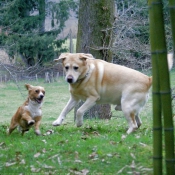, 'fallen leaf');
75,160,82,163
48,154,59,159
75,151,79,159
130,153,136,159
43,129,54,136
117,165,128,174
89,152,98,159
20,159,26,164
0,142,6,148
31,166,41,173
107,153,113,157
91,131,100,136
42,148,46,153
43,164,54,169
81,169,89,175
136,135,140,139
139,142,147,147
69,168,89,175
57,157,61,165
5,162,16,167
34,152,41,158
110,141,117,145
121,134,127,140
81,135,90,140
42,139,47,144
